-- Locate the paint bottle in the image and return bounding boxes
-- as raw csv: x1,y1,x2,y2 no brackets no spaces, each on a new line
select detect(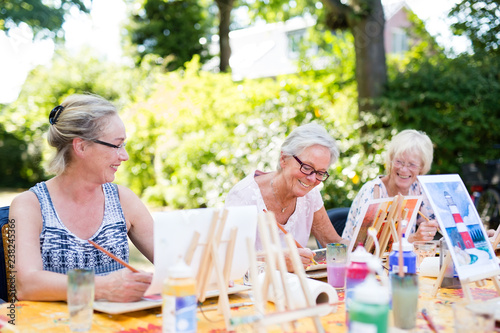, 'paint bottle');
345,243,371,325
388,238,416,275
162,258,197,333
348,272,390,333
